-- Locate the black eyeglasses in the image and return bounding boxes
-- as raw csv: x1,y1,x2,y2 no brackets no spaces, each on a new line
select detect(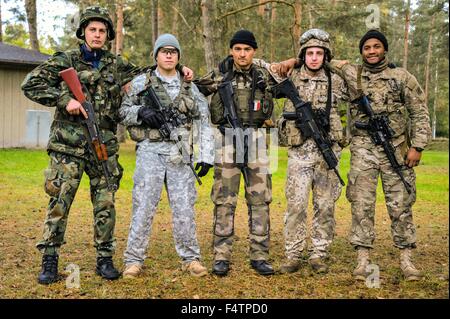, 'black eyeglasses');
159,48,178,56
